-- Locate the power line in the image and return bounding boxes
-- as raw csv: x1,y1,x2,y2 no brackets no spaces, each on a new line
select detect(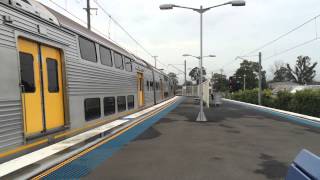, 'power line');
93,0,155,58
47,0,167,67
264,37,319,60
243,13,320,56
